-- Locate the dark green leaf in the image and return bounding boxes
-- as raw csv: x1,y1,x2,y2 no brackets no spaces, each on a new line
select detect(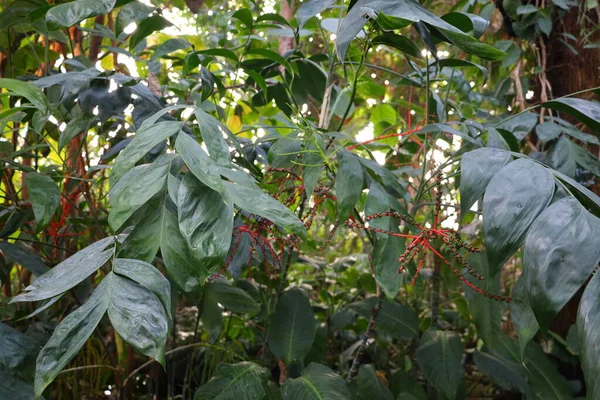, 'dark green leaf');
459,147,511,219
297,0,336,29
508,275,539,358
371,33,421,58
577,270,600,399
194,362,269,400
0,372,38,400
348,297,418,340
200,286,223,343
496,112,538,141
390,370,427,400
129,15,172,51
549,136,600,178
267,288,316,363
525,197,600,331
175,131,224,193
0,323,38,381
483,159,554,271
441,12,489,38
336,150,363,222
0,241,48,276
535,121,561,145
0,78,50,116
543,97,600,133
416,329,464,399
46,0,115,28
151,38,192,60
523,342,574,399
24,173,60,232
58,115,90,151
205,279,260,315
282,363,350,400
473,349,530,394
356,364,393,400
115,1,155,36
432,59,488,85
194,109,232,166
